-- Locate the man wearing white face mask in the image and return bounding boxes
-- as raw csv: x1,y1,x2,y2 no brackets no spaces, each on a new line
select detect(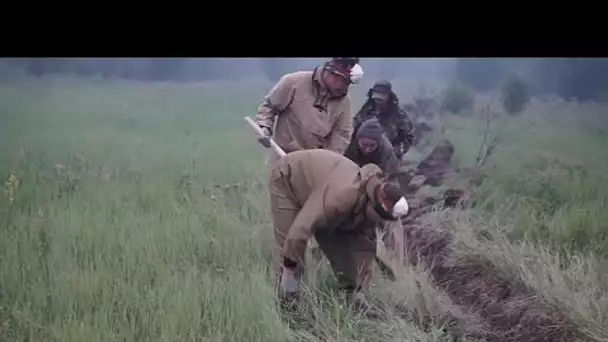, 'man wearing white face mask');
268,148,409,314
254,58,364,169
